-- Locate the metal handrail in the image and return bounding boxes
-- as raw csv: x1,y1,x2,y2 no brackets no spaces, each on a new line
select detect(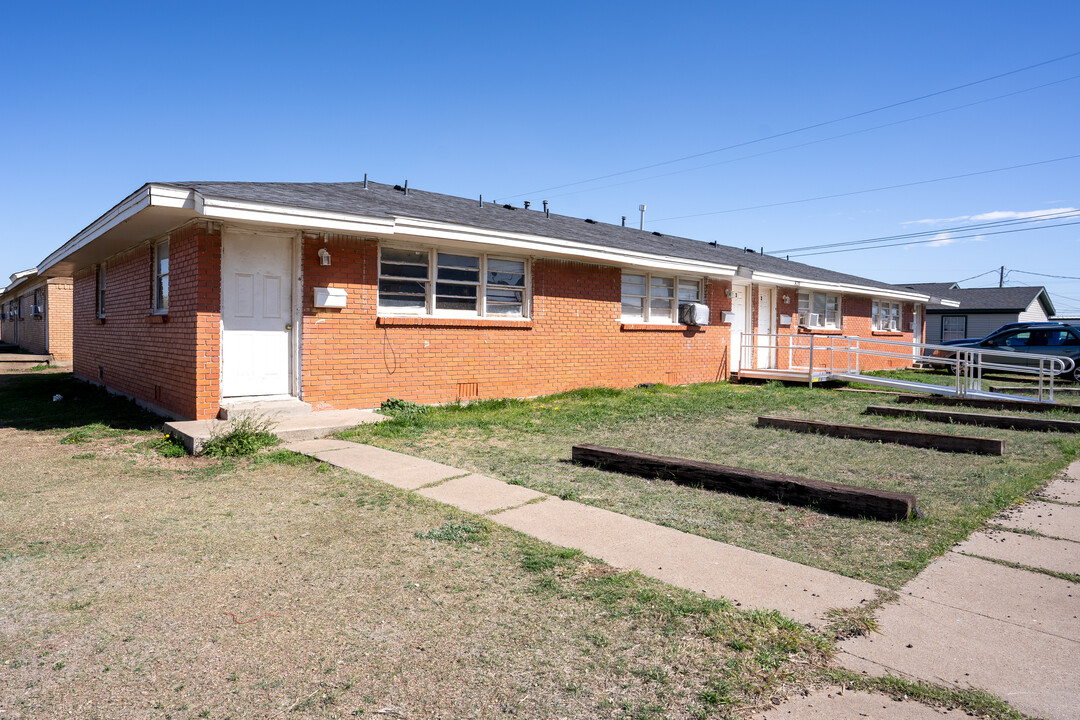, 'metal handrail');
736,332,1072,401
